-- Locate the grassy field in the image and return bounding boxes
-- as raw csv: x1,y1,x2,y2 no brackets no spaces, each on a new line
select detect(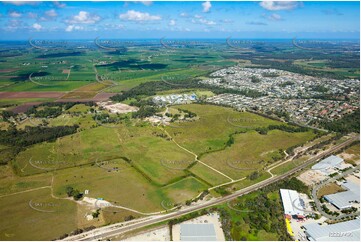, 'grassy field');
317,182,346,198
1,102,322,240
201,130,316,180
165,104,283,155
0,188,77,241
0,165,51,196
